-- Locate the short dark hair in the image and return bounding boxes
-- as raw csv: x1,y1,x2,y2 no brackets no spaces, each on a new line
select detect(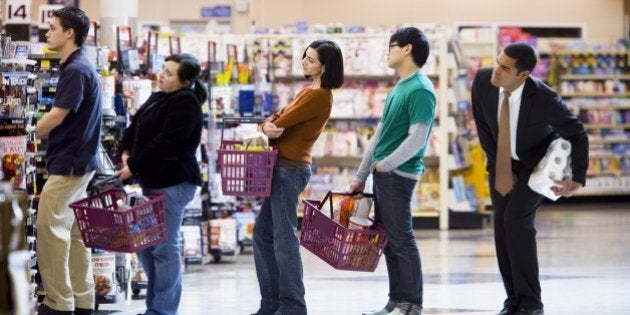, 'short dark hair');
503,43,538,73
52,6,90,47
302,40,344,89
390,27,430,68
165,53,208,102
